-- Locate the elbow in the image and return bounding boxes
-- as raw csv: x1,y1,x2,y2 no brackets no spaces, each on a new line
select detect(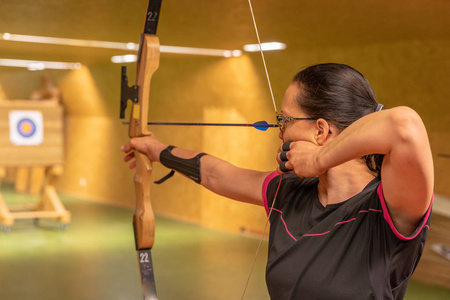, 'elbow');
388,106,427,145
